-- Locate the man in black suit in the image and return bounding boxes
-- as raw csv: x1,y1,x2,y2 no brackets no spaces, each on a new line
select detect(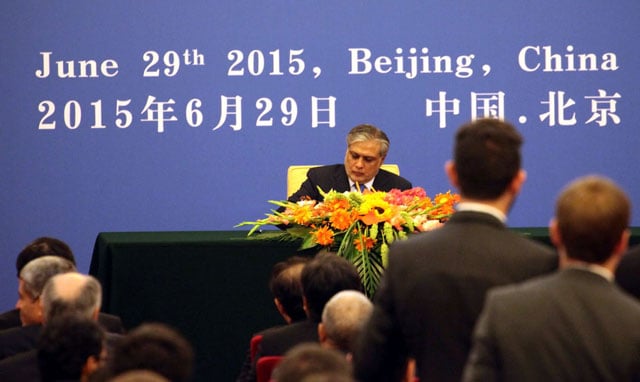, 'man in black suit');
247,252,363,382
236,256,310,382
0,236,124,334
616,244,640,299
287,124,412,203
0,272,116,381
353,118,558,382
463,175,640,382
